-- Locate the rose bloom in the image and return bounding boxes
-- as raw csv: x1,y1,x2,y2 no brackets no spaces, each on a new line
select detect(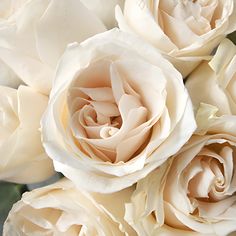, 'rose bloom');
186,39,236,116
80,0,124,29
116,0,236,77
41,29,196,193
0,85,54,184
4,178,136,236
0,0,106,94
125,105,236,236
